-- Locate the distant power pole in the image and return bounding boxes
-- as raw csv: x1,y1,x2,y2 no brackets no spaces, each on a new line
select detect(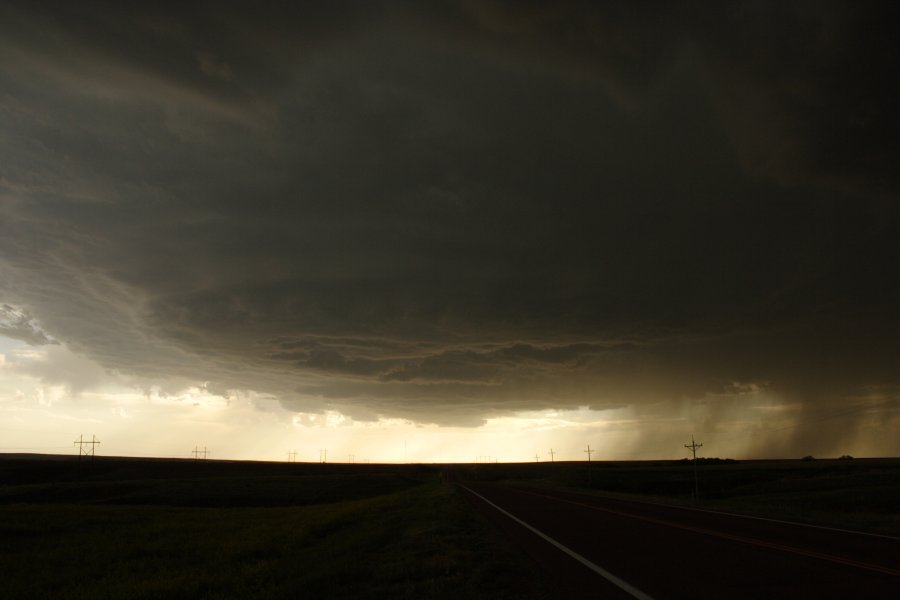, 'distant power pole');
319,448,327,464
548,448,556,463
192,446,209,460
584,444,594,485
349,454,355,464
287,451,297,463
685,435,703,503
534,453,540,463
74,434,100,463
